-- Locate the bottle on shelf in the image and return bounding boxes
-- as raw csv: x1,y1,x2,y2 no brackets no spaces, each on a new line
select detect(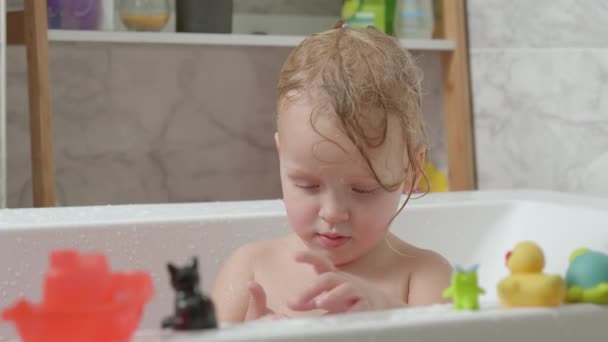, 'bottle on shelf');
119,0,171,32
393,0,434,39
175,0,233,34
341,0,387,33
